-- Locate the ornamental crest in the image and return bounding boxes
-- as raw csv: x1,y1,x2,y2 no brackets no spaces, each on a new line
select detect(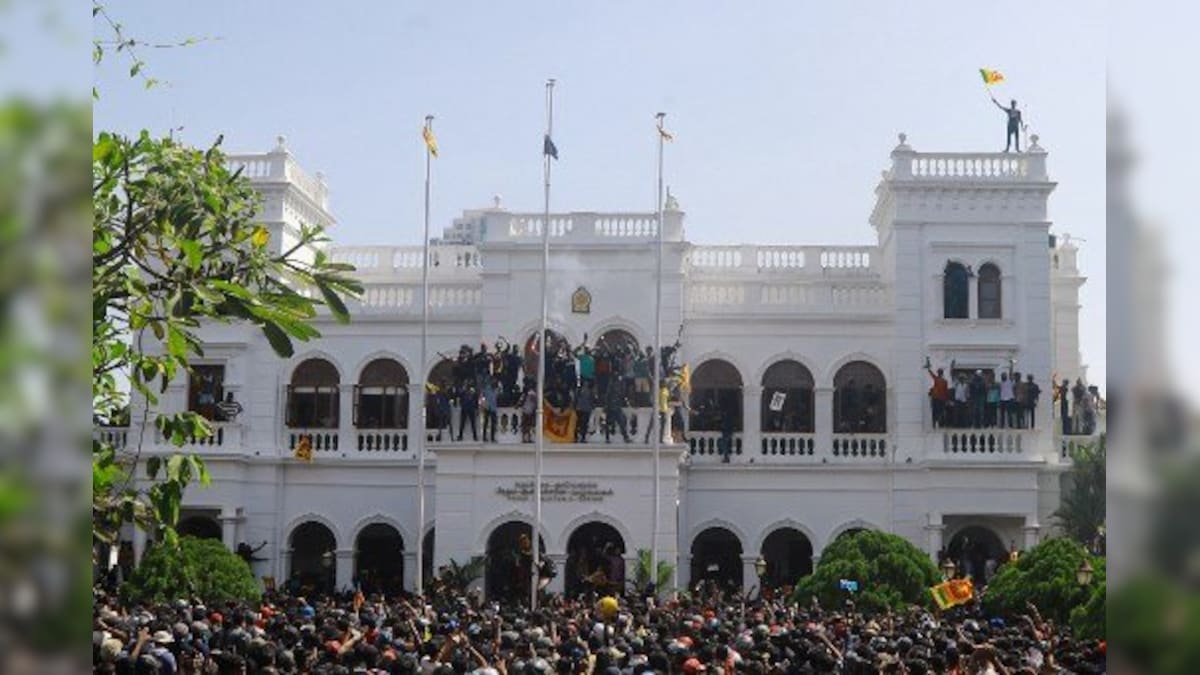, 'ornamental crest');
571,286,591,314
